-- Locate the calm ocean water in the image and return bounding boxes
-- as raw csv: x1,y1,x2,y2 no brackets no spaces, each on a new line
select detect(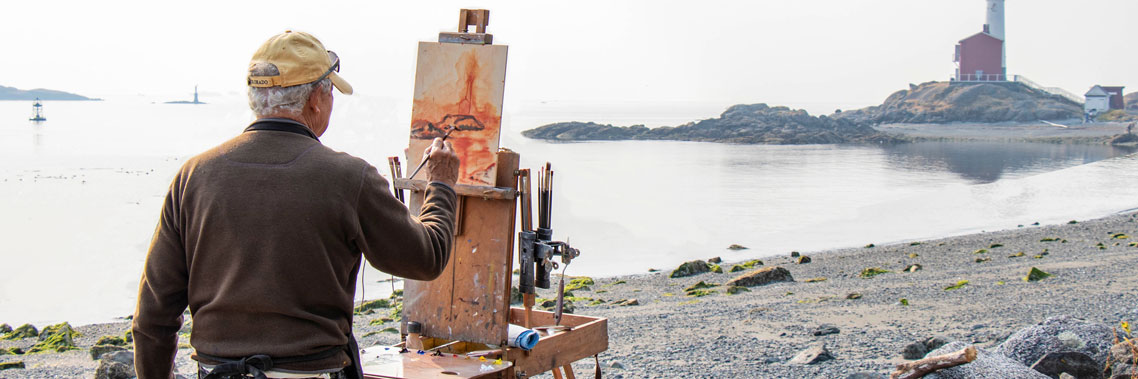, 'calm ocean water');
2,95,1137,326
